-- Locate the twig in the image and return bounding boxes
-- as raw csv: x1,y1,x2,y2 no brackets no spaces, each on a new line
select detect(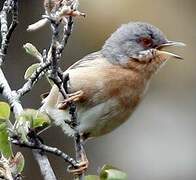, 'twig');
59,16,73,53
17,61,51,98
70,101,84,180
0,0,18,66
6,0,18,44
48,11,85,178
12,138,78,167
0,0,12,65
